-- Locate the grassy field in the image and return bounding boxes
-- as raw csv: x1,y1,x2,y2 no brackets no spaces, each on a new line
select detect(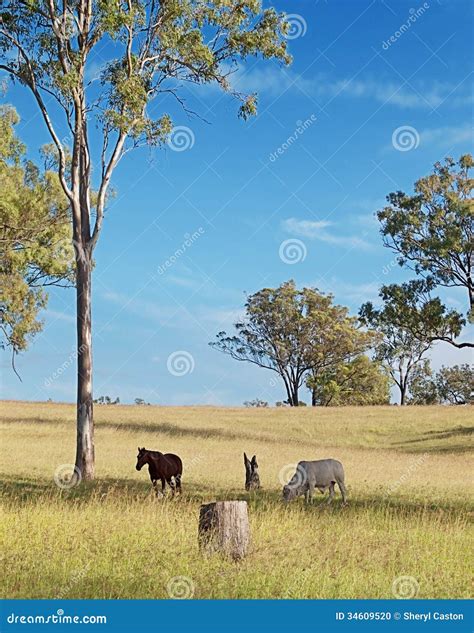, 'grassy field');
1,400,472,599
